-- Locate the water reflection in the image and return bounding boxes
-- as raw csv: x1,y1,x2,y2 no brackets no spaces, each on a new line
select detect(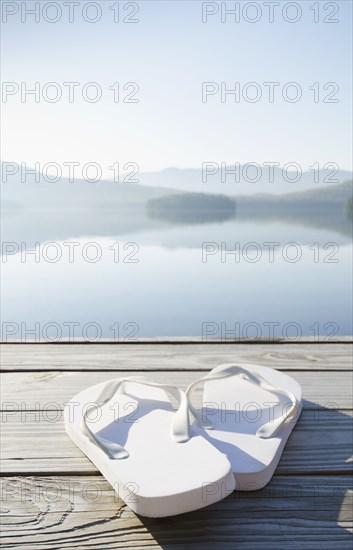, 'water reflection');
1,180,352,338
2,183,352,248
